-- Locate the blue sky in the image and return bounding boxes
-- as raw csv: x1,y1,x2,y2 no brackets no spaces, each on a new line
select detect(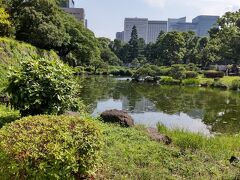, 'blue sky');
75,0,240,39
